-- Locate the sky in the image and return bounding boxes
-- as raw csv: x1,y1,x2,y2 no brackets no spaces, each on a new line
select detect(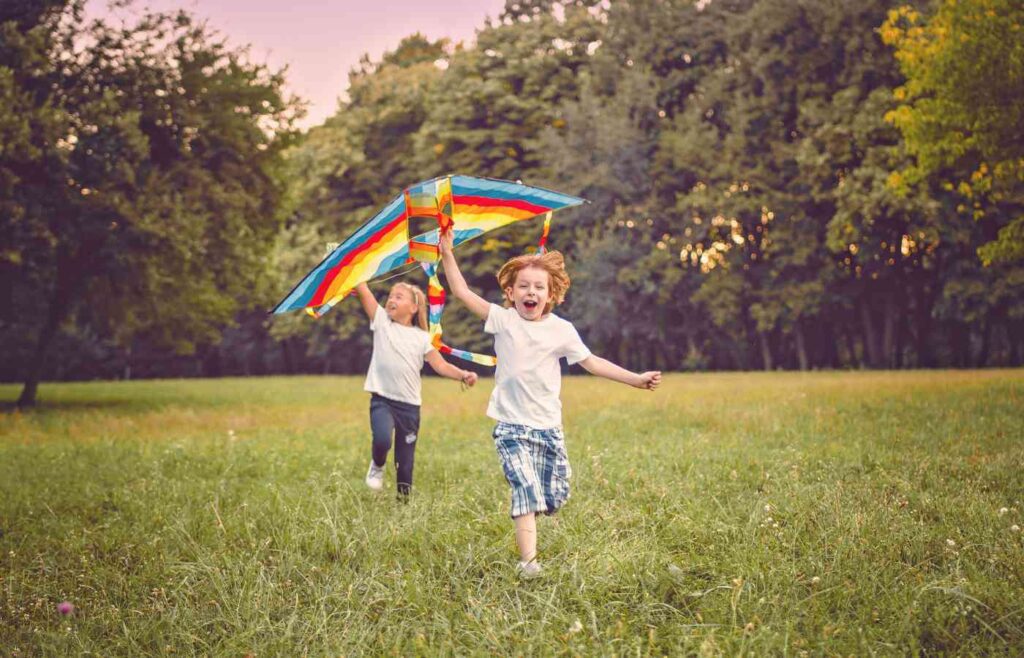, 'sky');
90,0,508,128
